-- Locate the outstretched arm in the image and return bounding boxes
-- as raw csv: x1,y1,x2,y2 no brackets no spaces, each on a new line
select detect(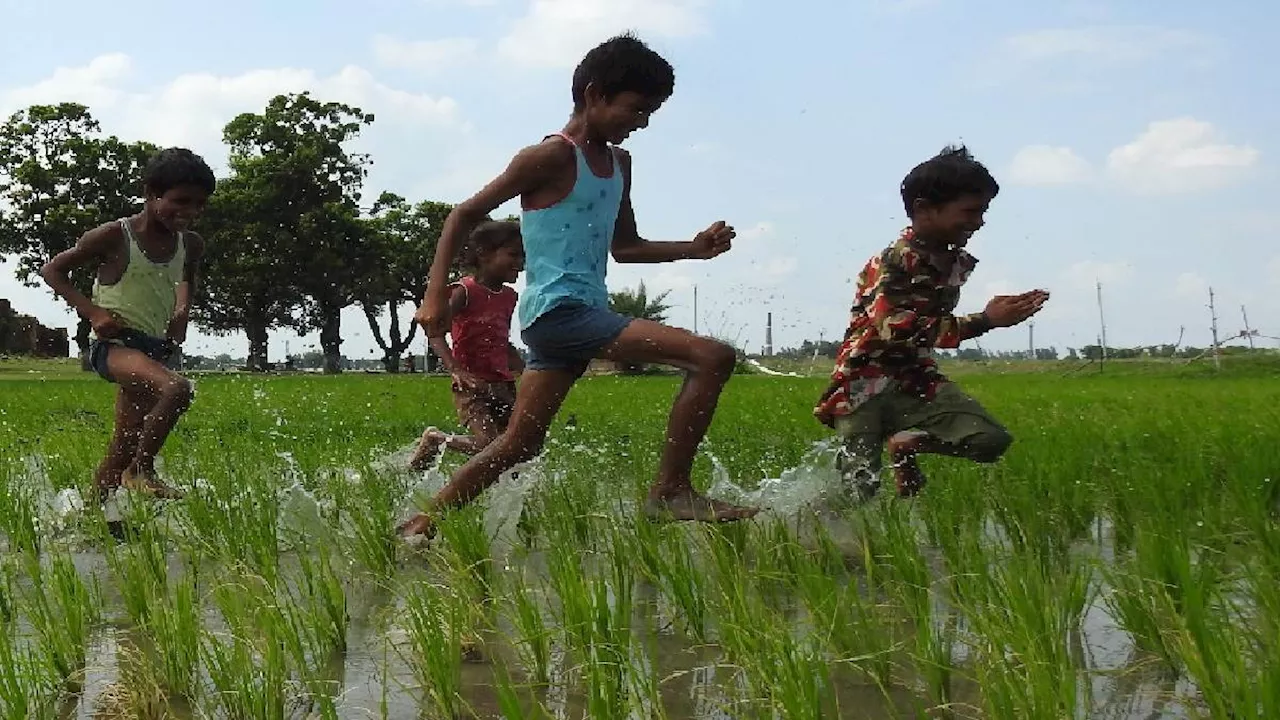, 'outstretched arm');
610,150,733,264
417,142,565,337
